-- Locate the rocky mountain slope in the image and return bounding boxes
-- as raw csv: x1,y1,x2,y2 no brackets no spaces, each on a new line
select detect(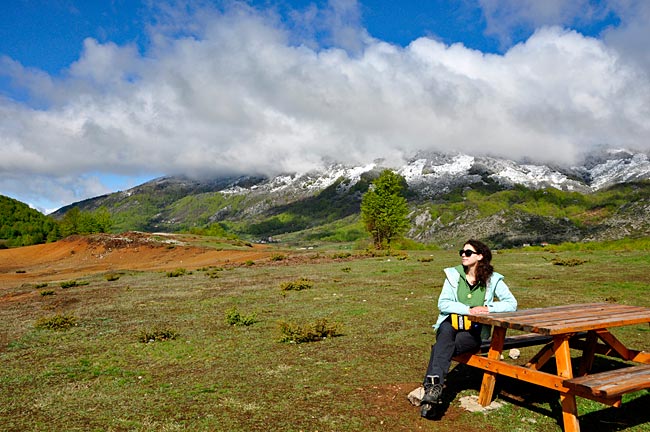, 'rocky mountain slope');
52,149,650,247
